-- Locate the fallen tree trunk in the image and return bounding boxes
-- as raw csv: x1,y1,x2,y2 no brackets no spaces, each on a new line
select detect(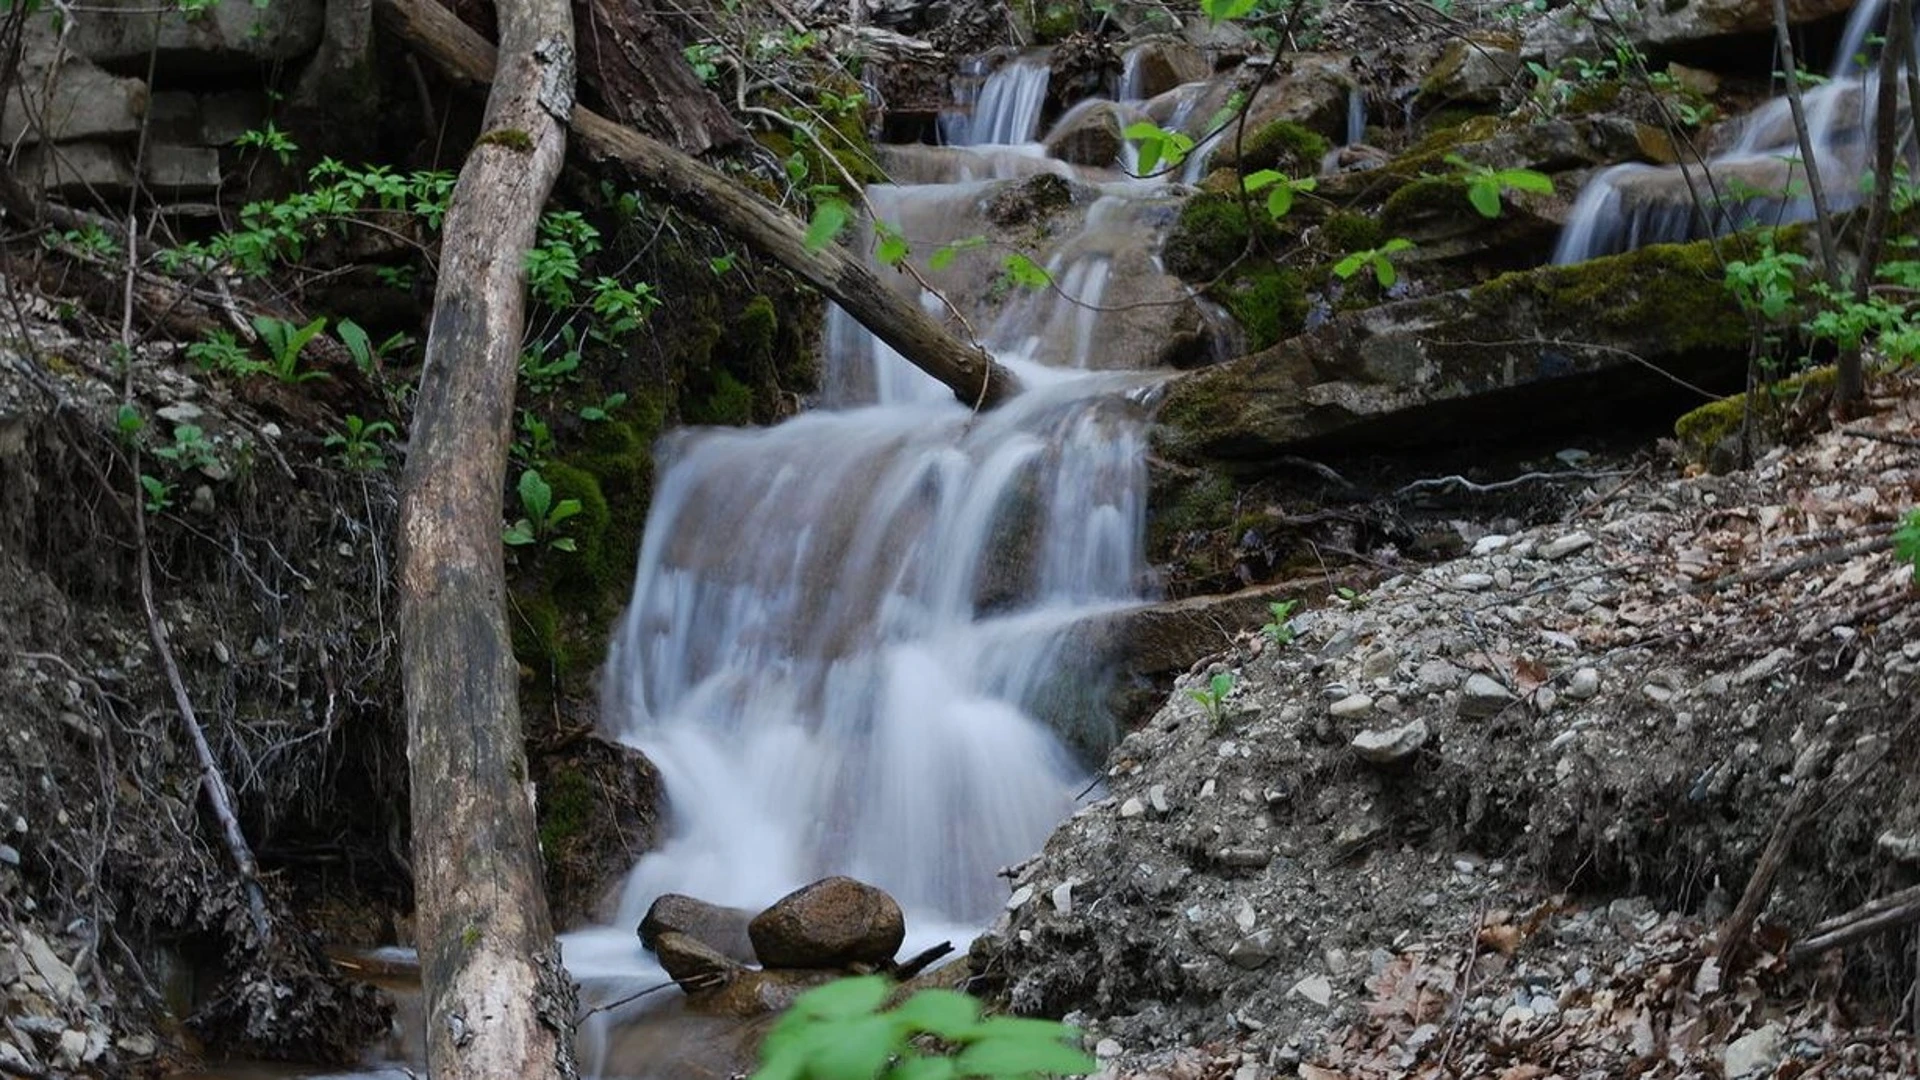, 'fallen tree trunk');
394,0,577,1071
374,0,1020,409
